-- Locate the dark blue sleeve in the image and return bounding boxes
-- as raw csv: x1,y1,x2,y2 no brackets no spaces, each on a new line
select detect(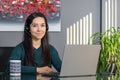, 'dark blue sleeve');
50,45,62,72
6,43,36,73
